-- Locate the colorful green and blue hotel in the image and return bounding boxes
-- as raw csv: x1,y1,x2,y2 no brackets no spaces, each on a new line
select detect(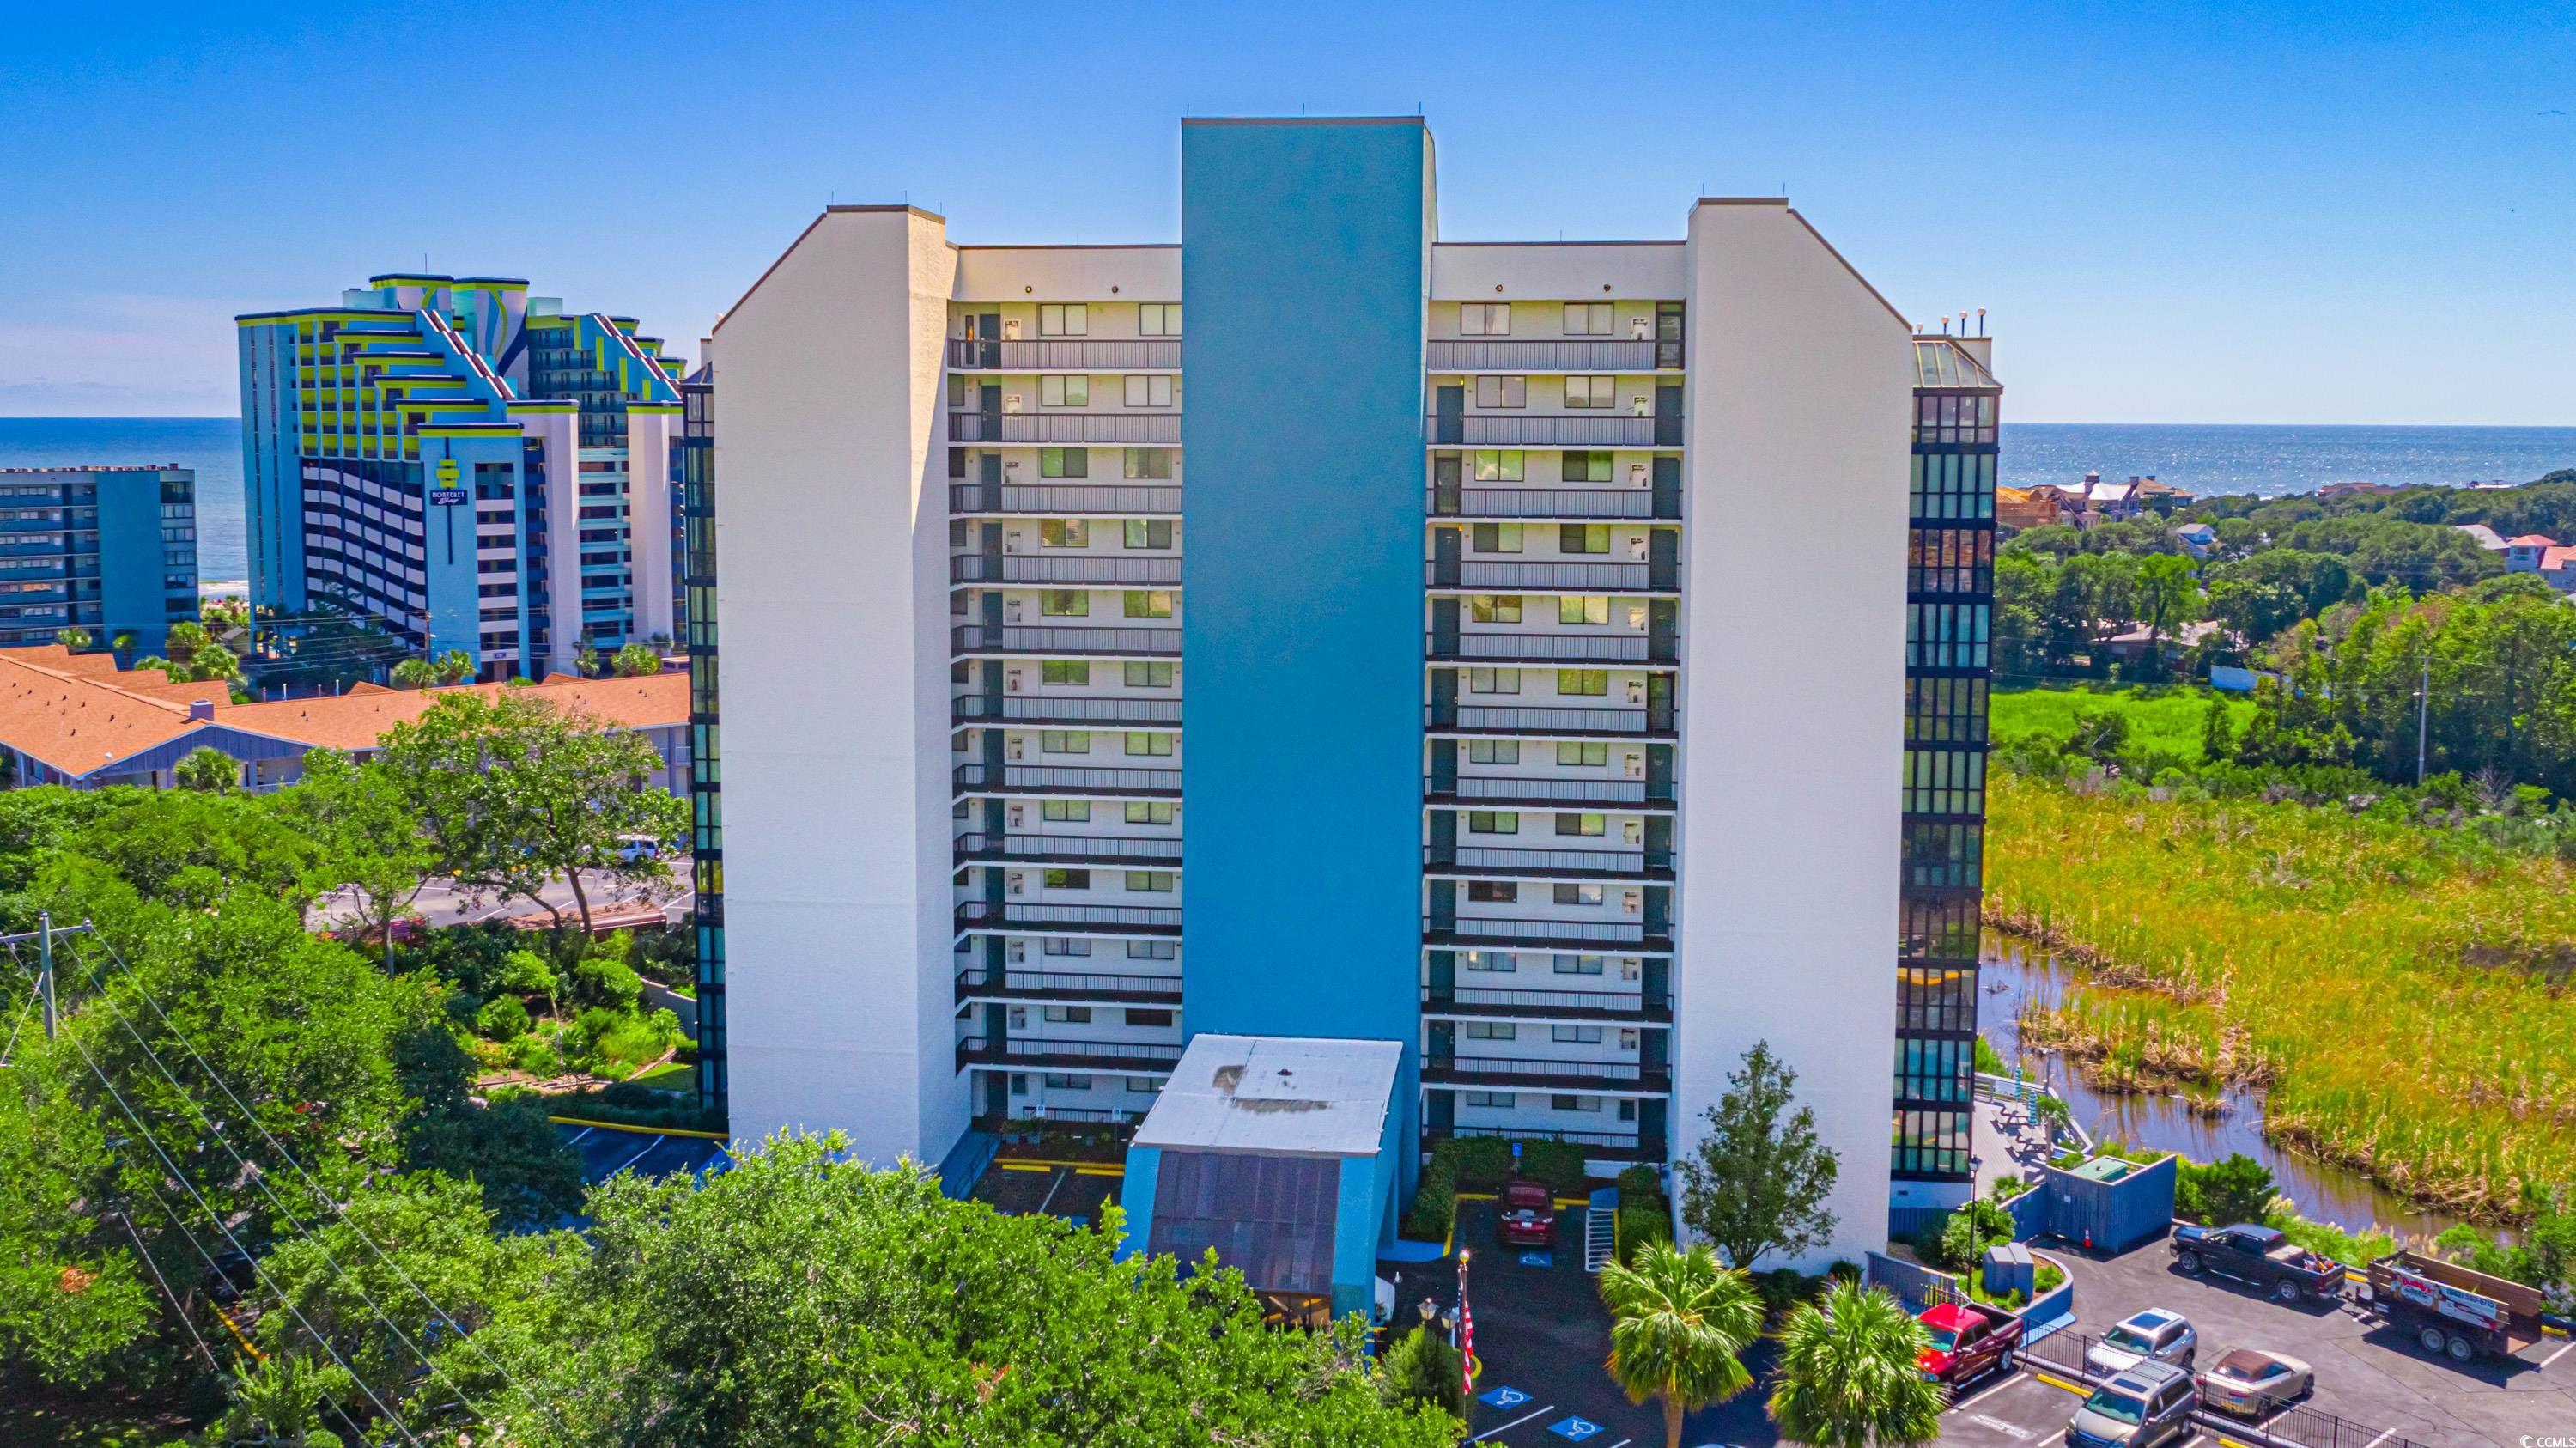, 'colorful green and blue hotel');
236,275,687,677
